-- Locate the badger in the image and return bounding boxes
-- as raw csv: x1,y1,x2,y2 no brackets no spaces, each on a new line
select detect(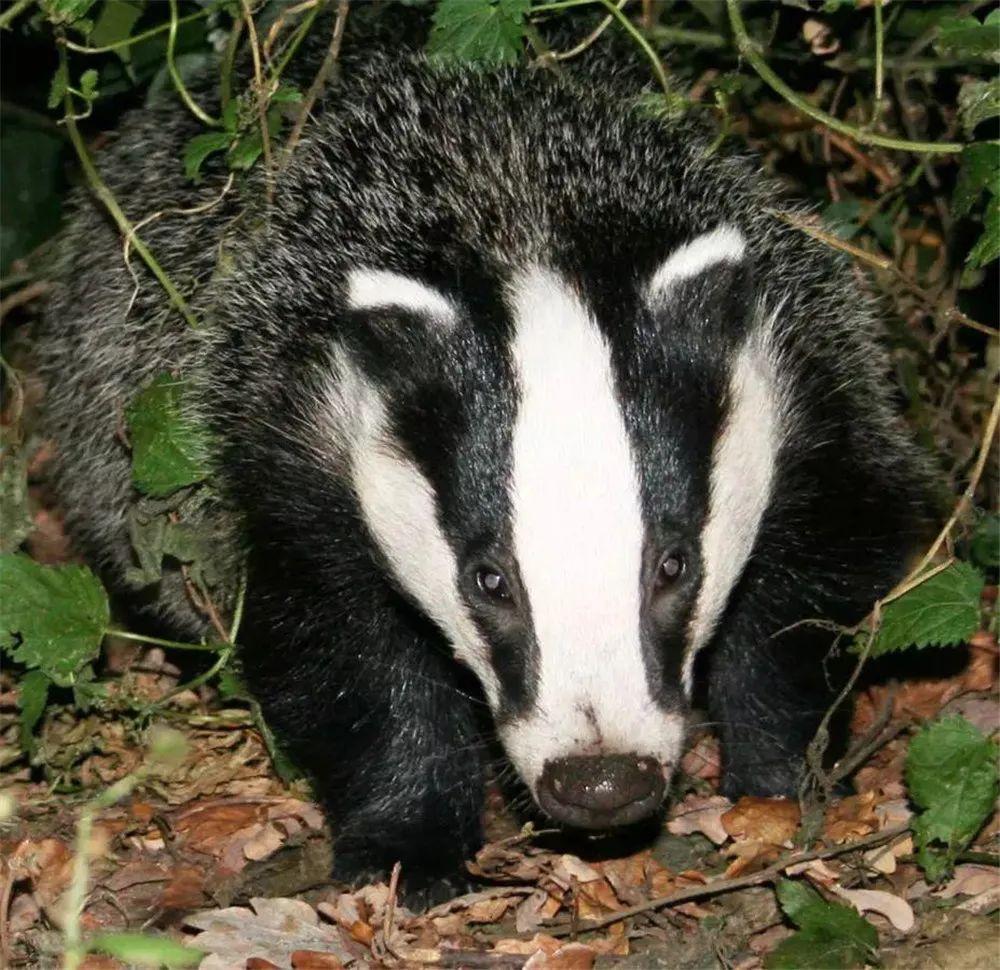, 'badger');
36,32,935,900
